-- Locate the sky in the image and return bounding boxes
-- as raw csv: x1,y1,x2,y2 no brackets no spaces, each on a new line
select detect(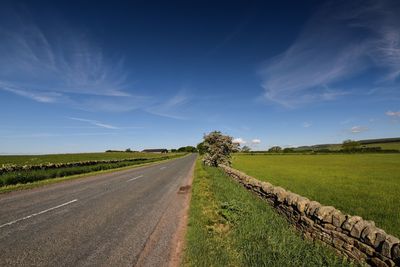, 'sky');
0,0,399,154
